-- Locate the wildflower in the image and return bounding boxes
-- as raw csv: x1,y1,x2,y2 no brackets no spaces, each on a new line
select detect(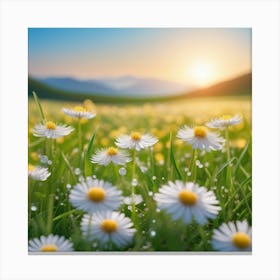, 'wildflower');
154,181,221,225
69,178,122,213
81,211,136,247
116,132,158,151
206,115,242,129
32,121,74,139
91,147,131,166
177,125,224,151
28,234,73,252
28,164,50,181
211,220,252,251
62,106,96,119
